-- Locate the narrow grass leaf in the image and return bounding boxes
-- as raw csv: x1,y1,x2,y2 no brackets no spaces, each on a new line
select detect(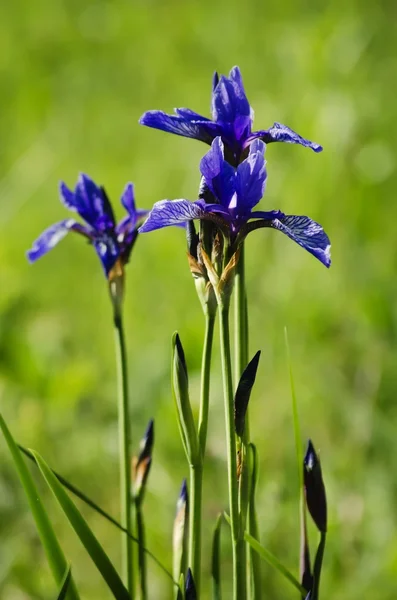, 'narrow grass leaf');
0,414,80,600
224,512,306,595
285,327,312,594
56,565,72,600
211,513,223,600
31,450,130,600
19,444,177,587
